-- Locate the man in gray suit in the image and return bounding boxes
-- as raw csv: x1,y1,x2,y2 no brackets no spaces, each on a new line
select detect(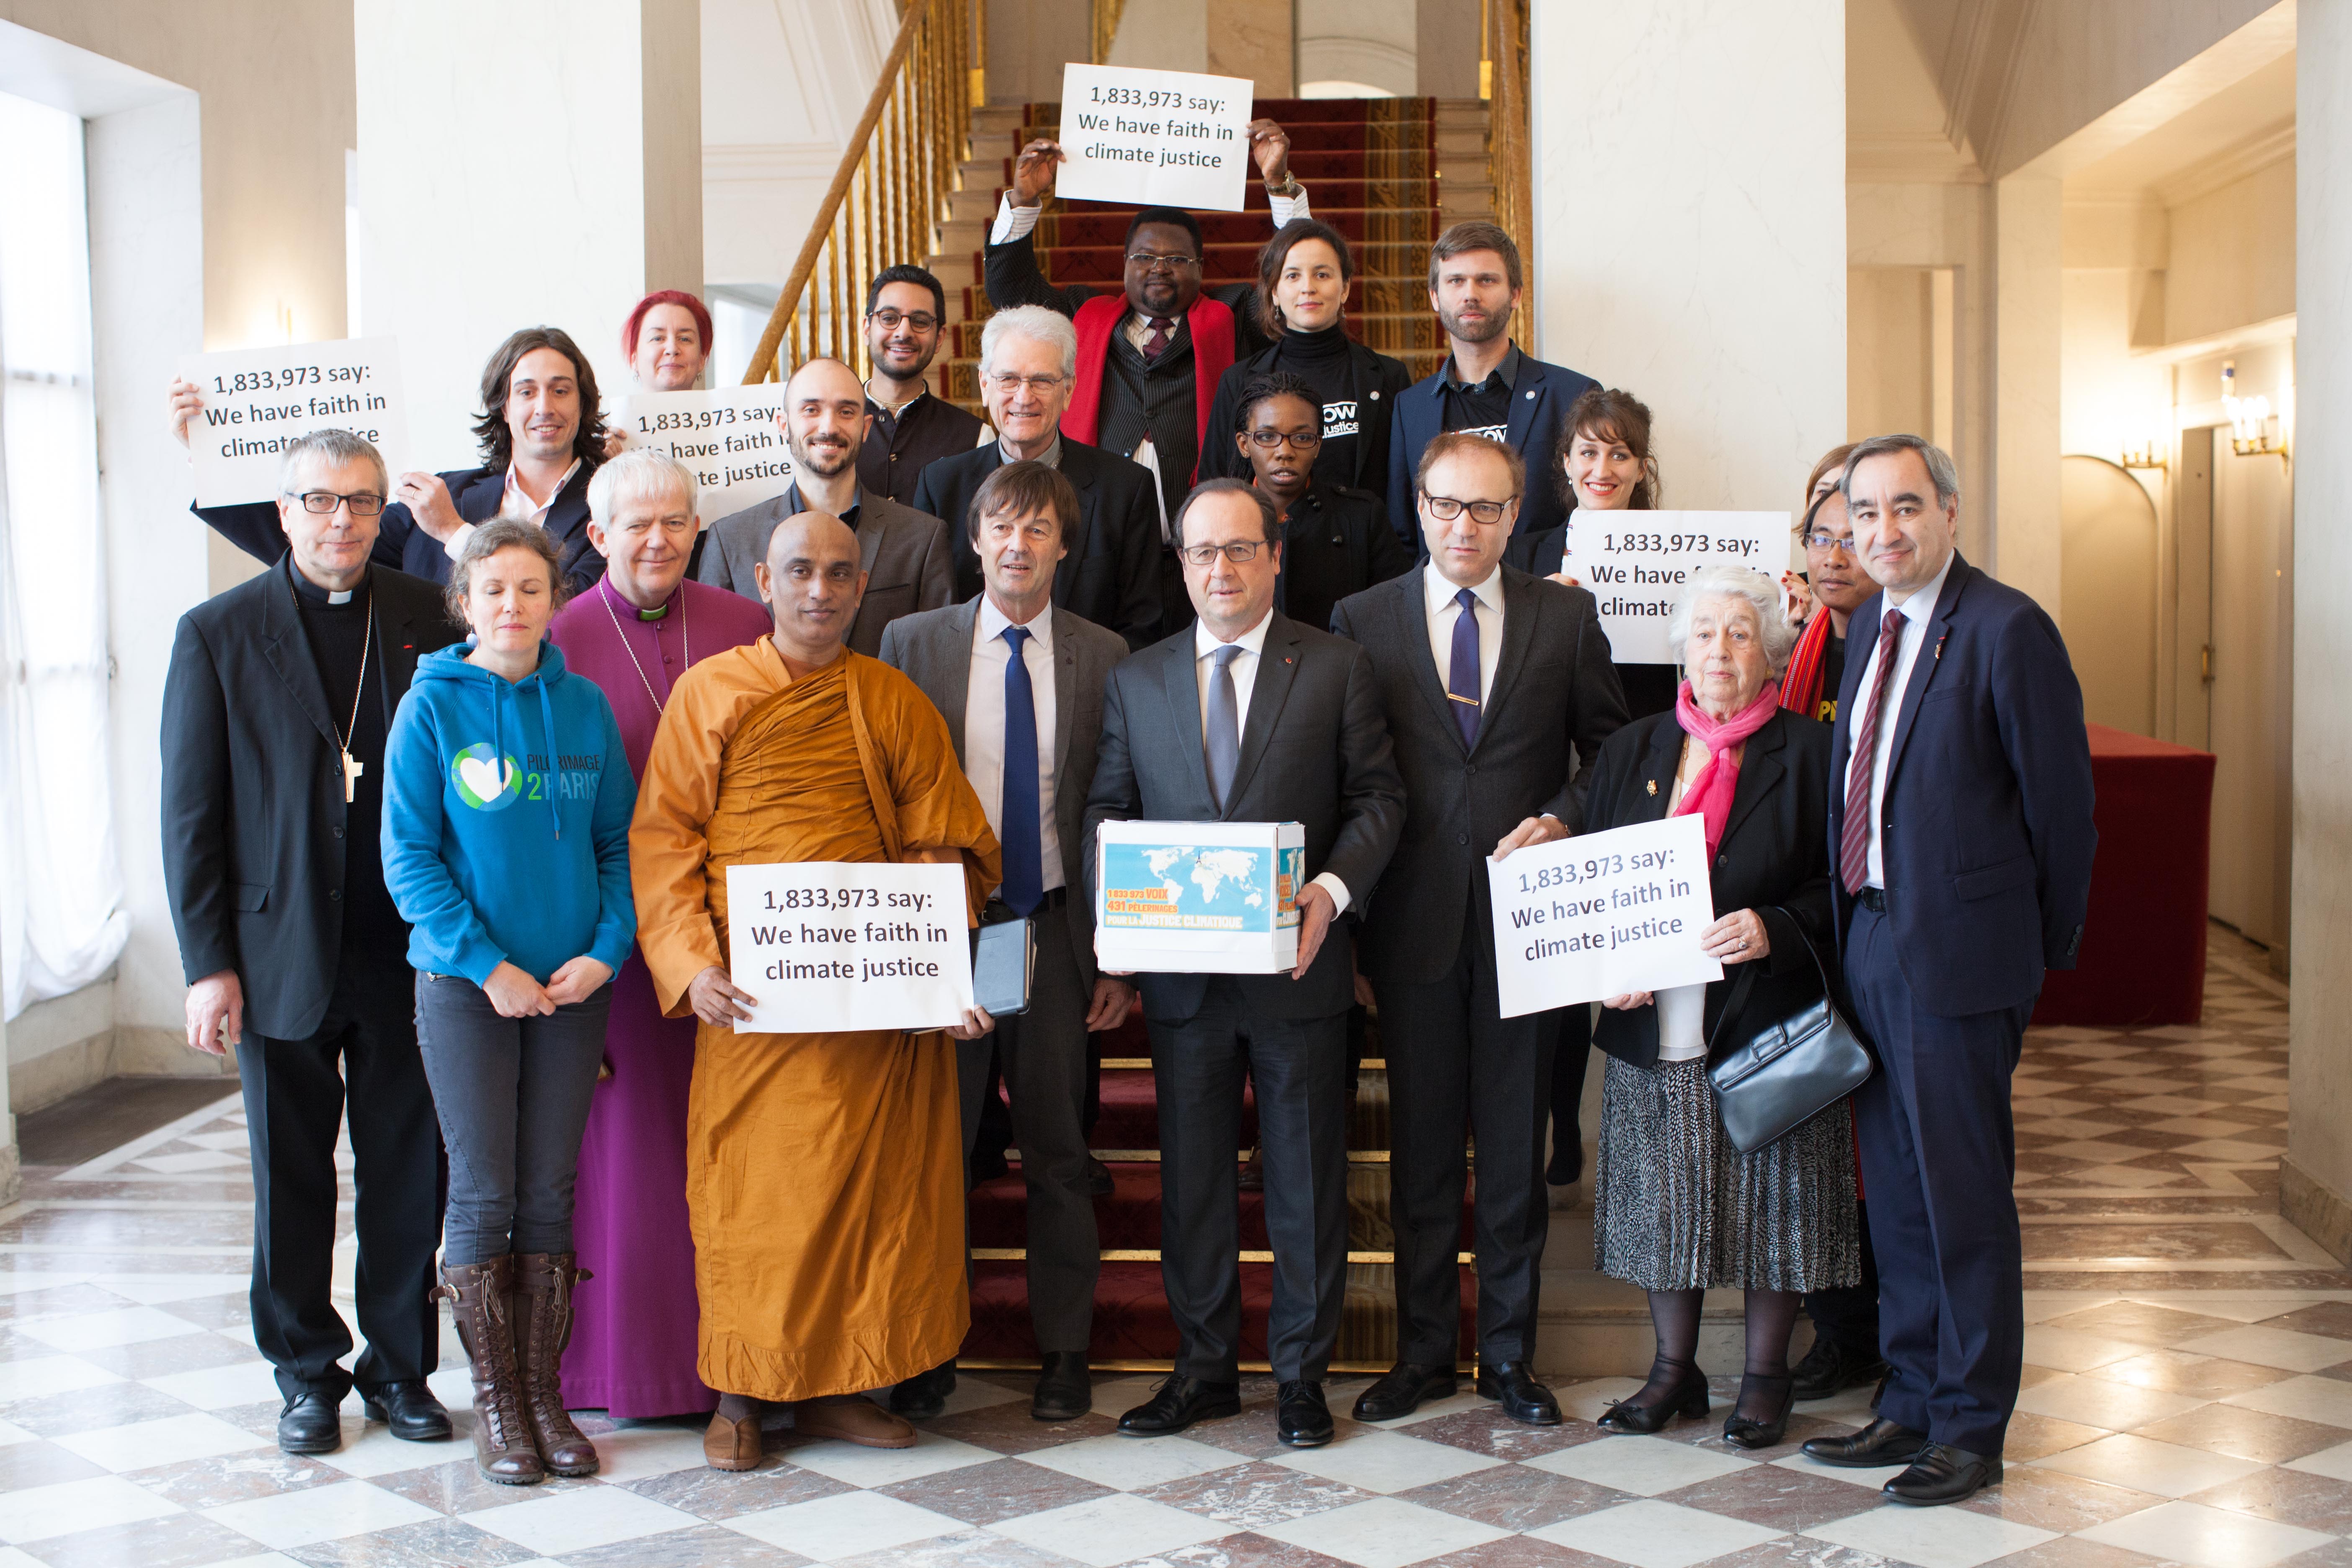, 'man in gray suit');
878,462,1135,1424
699,356,953,653
1084,478,1406,1449
1332,432,1628,1427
